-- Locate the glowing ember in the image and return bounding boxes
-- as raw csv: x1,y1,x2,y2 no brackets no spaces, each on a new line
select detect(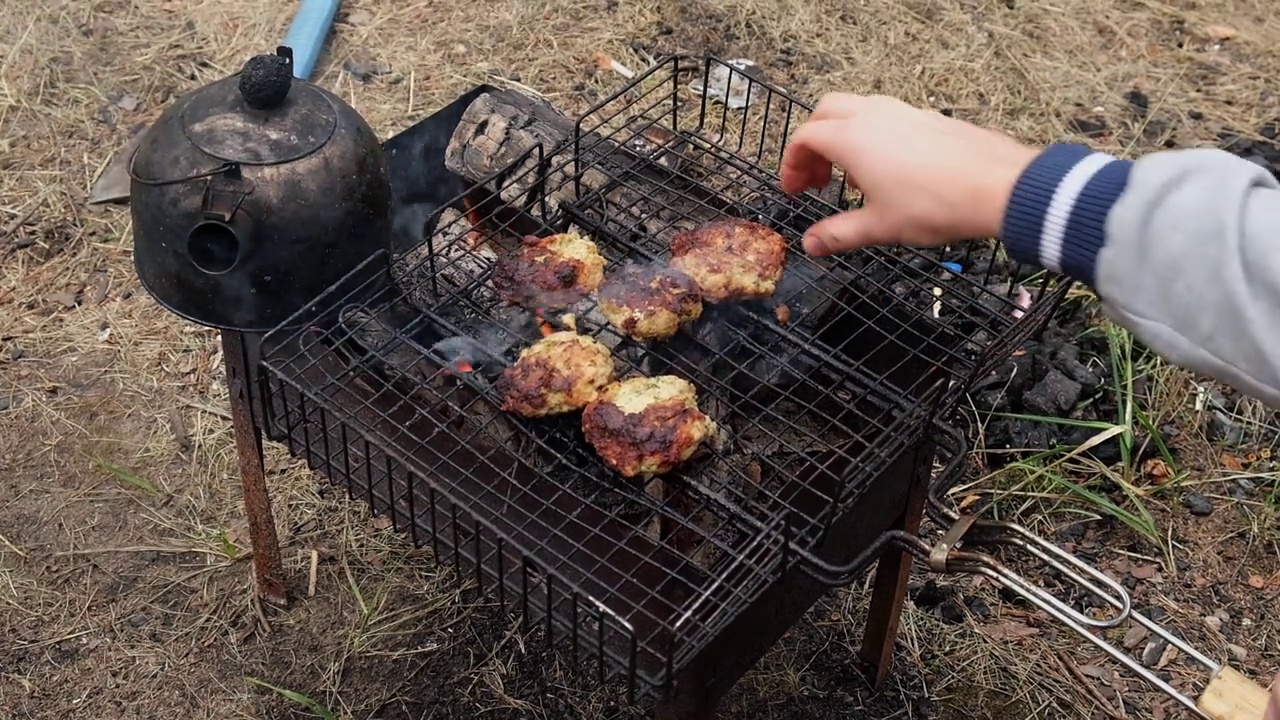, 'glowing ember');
454,360,474,373
462,193,484,249
533,307,555,337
